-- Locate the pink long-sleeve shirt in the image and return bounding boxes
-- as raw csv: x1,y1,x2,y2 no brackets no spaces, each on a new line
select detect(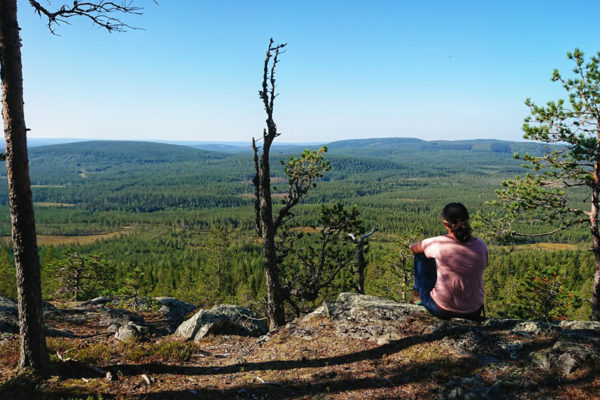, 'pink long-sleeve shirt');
421,235,488,314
